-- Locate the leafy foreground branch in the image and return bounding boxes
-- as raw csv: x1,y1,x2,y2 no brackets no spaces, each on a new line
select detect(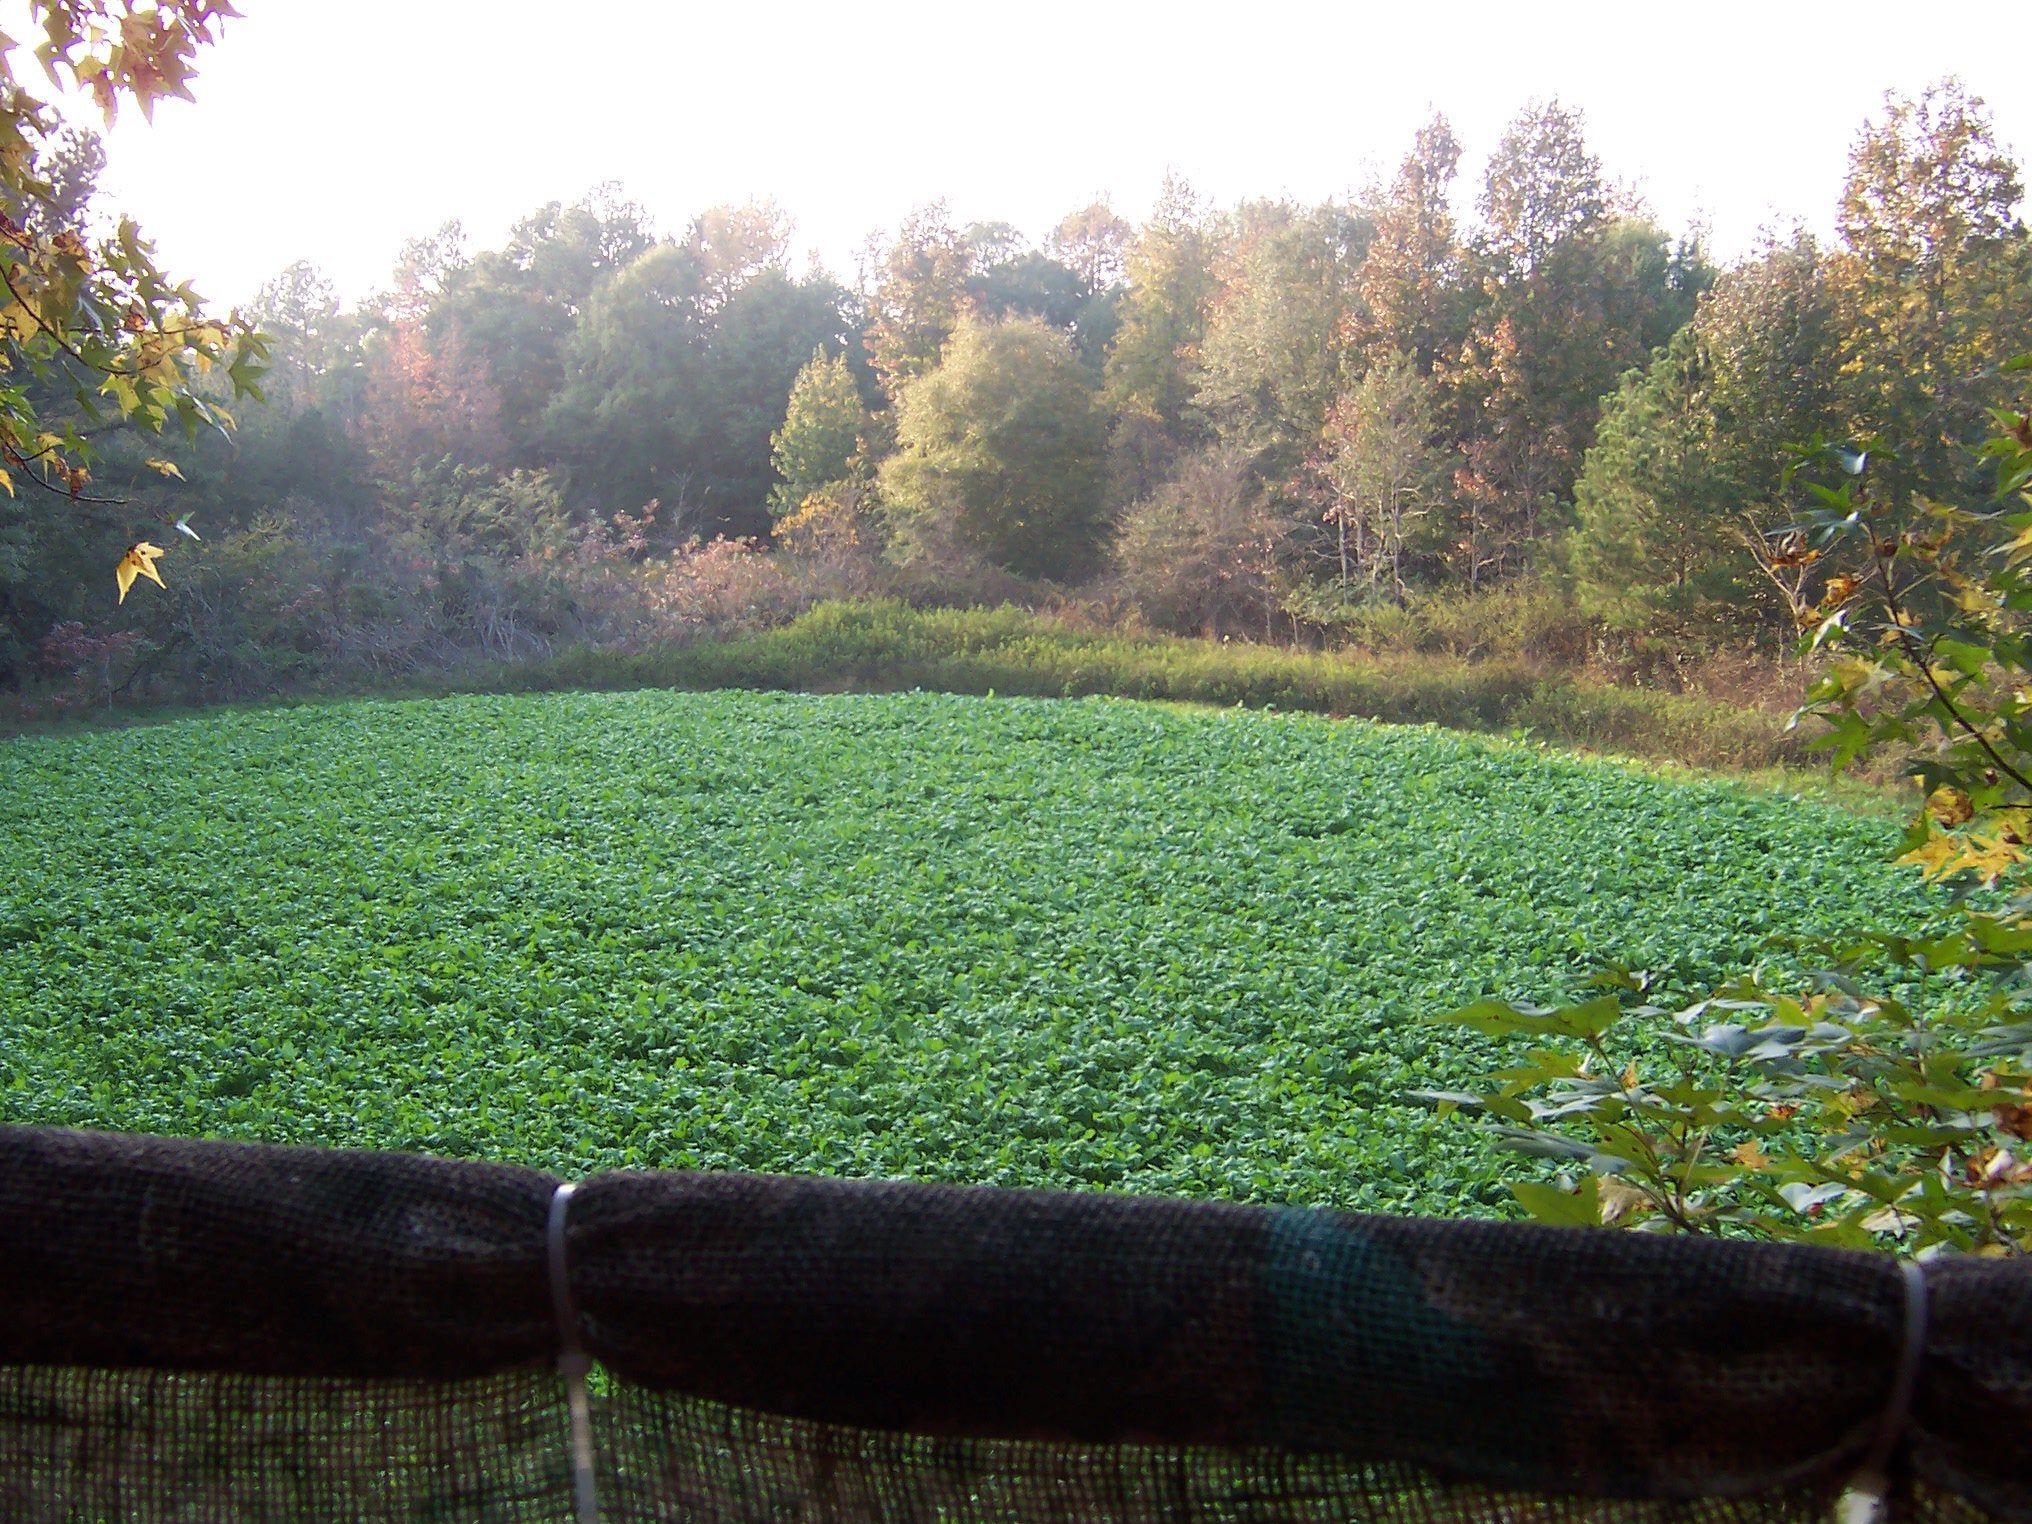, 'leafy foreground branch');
1428,391,2032,1258
0,2,266,594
